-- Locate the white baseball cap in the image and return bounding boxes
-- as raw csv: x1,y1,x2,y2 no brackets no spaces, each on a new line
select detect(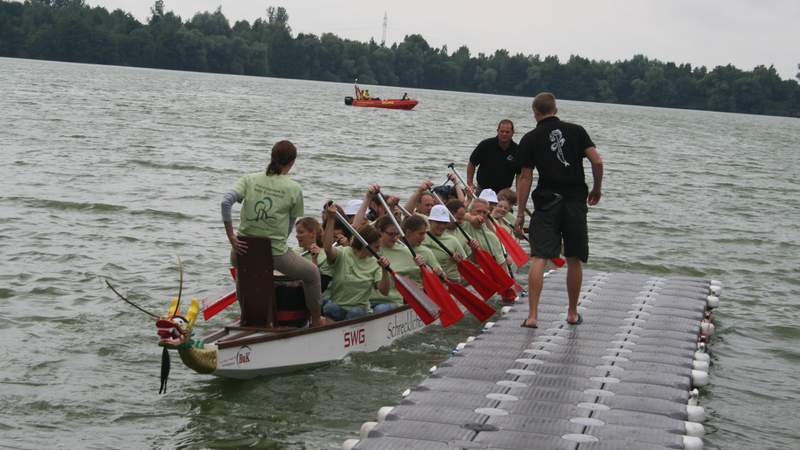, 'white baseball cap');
479,189,498,203
343,199,363,215
429,205,451,223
